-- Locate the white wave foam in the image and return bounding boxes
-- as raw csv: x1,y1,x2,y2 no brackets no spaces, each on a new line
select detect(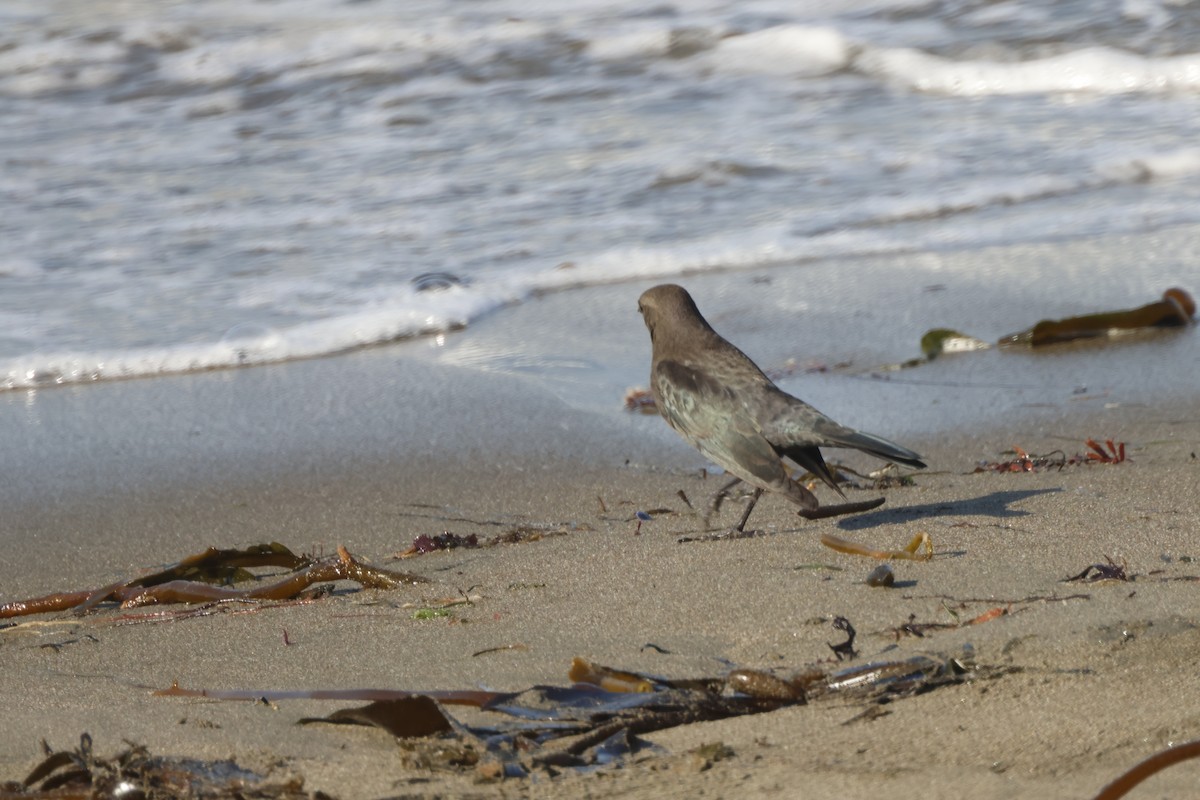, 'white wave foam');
8,6,1200,102
0,287,501,391
703,26,854,77
856,44,1200,95
5,136,1194,393
1098,147,1200,182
